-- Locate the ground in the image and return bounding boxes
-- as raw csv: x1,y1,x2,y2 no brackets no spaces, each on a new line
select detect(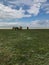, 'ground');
0,29,49,65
